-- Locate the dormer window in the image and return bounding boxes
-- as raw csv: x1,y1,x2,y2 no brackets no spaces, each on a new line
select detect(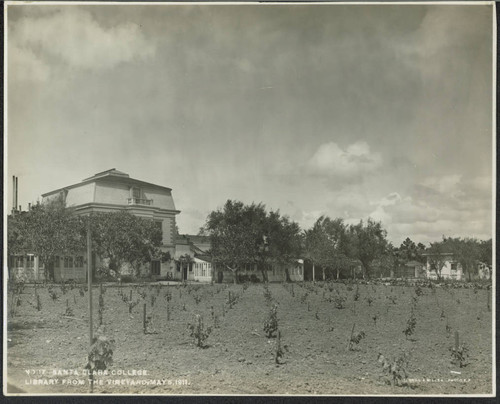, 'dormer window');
128,187,153,205
132,187,141,199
